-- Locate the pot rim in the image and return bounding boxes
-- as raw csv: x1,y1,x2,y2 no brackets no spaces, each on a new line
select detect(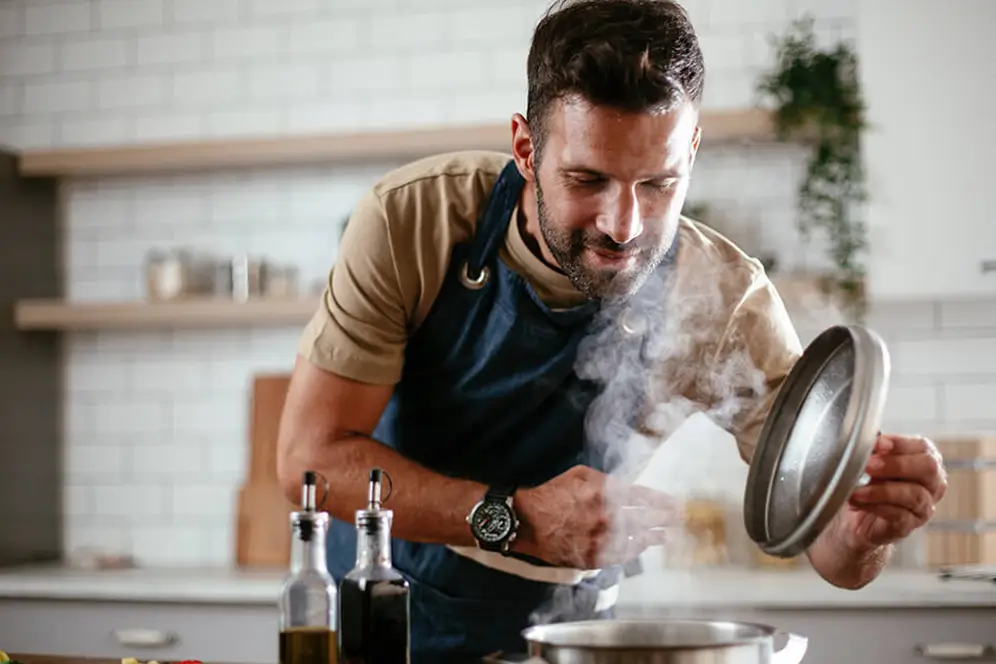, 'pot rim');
521,618,782,651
